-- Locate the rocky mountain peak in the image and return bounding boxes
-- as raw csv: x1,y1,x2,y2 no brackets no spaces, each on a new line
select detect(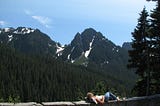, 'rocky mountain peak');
122,42,132,50
58,28,127,68
0,27,58,56
0,27,36,35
